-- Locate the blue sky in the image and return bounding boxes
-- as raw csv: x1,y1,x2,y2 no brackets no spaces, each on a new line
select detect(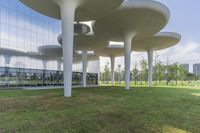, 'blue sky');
153,0,200,72
101,0,200,72
158,0,200,46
